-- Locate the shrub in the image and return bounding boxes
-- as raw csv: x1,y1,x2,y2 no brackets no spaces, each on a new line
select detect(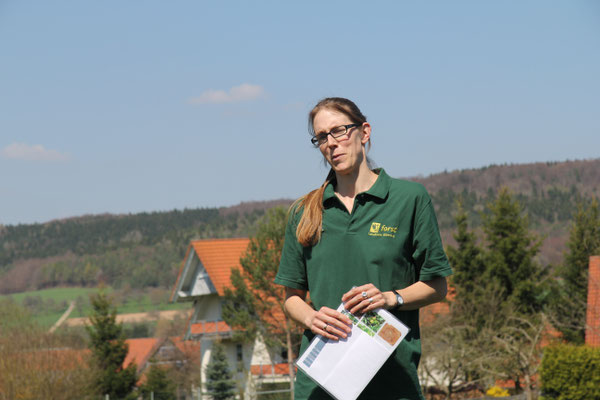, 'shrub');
540,344,600,400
